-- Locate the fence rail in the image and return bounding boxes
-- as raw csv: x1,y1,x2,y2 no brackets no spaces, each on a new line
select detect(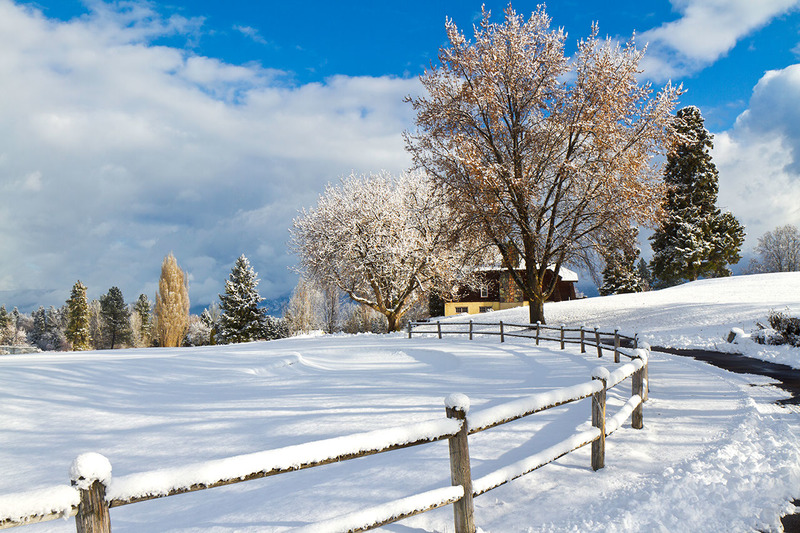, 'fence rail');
0,328,649,533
